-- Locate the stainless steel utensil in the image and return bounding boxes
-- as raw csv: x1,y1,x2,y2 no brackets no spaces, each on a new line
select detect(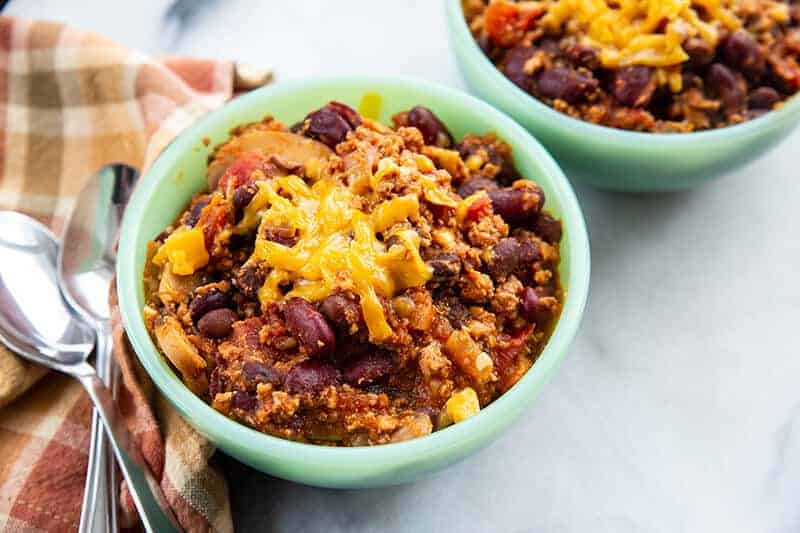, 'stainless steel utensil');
0,211,181,533
59,164,138,533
